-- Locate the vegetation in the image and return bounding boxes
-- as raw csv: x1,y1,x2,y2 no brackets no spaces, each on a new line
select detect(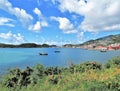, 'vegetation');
105,56,120,68
0,43,54,48
0,56,120,91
